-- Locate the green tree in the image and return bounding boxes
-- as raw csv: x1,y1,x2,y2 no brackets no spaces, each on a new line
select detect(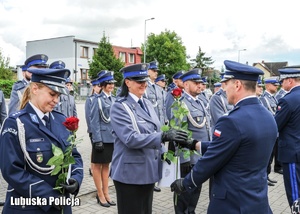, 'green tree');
142,29,190,80
88,34,124,86
0,49,13,80
190,46,214,72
